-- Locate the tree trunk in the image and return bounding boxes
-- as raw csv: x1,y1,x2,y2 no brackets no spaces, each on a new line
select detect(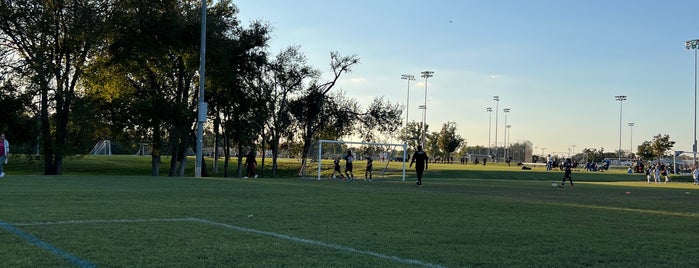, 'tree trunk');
223,130,230,177
213,115,220,174
168,142,179,176
260,134,266,178
237,143,243,178
151,124,162,176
